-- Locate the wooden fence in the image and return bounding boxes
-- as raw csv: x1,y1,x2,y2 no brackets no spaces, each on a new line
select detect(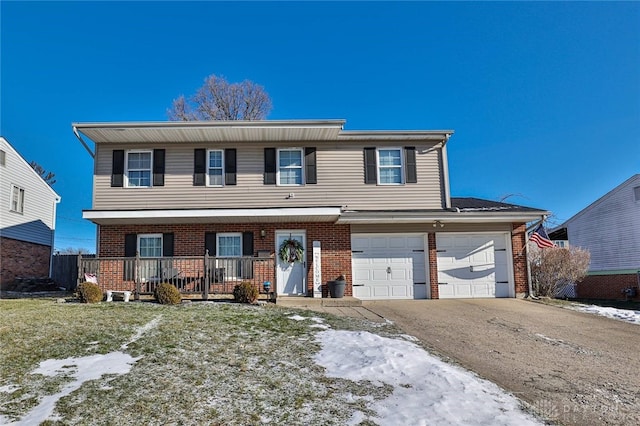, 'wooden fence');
52,254,95,290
